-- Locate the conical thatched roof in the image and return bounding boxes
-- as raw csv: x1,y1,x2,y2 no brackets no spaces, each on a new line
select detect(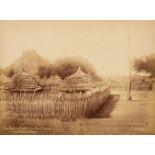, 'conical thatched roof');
38,75,63,86
0,75,10,91
66,66,89,79
5,71,42,92
47,75,63,86
36,75,63,92
63,66,96,92
0,74,9,84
